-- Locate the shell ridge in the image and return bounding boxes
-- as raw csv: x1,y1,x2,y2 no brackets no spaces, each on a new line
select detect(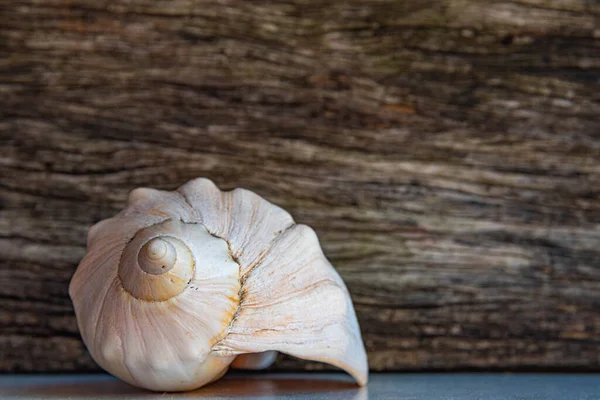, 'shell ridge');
90,276,119,356
239,276,339,309
120,320,138,386
233,192,260,259
122,298,145,387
